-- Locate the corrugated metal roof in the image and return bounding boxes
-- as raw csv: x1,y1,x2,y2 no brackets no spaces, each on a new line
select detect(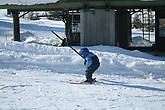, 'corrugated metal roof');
0,0,59,5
